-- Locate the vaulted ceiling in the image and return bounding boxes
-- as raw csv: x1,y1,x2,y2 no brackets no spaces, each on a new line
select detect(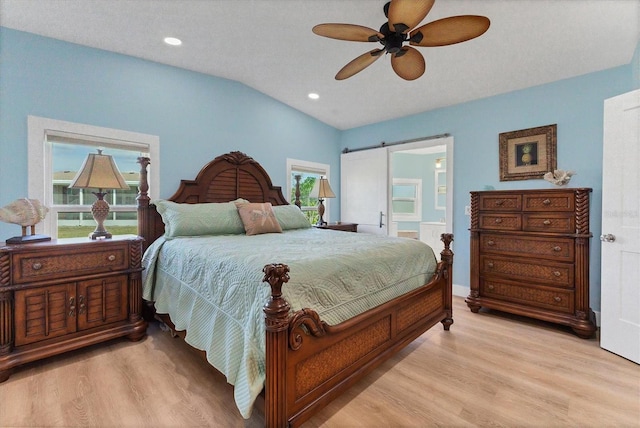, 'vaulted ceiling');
1,0,638,130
